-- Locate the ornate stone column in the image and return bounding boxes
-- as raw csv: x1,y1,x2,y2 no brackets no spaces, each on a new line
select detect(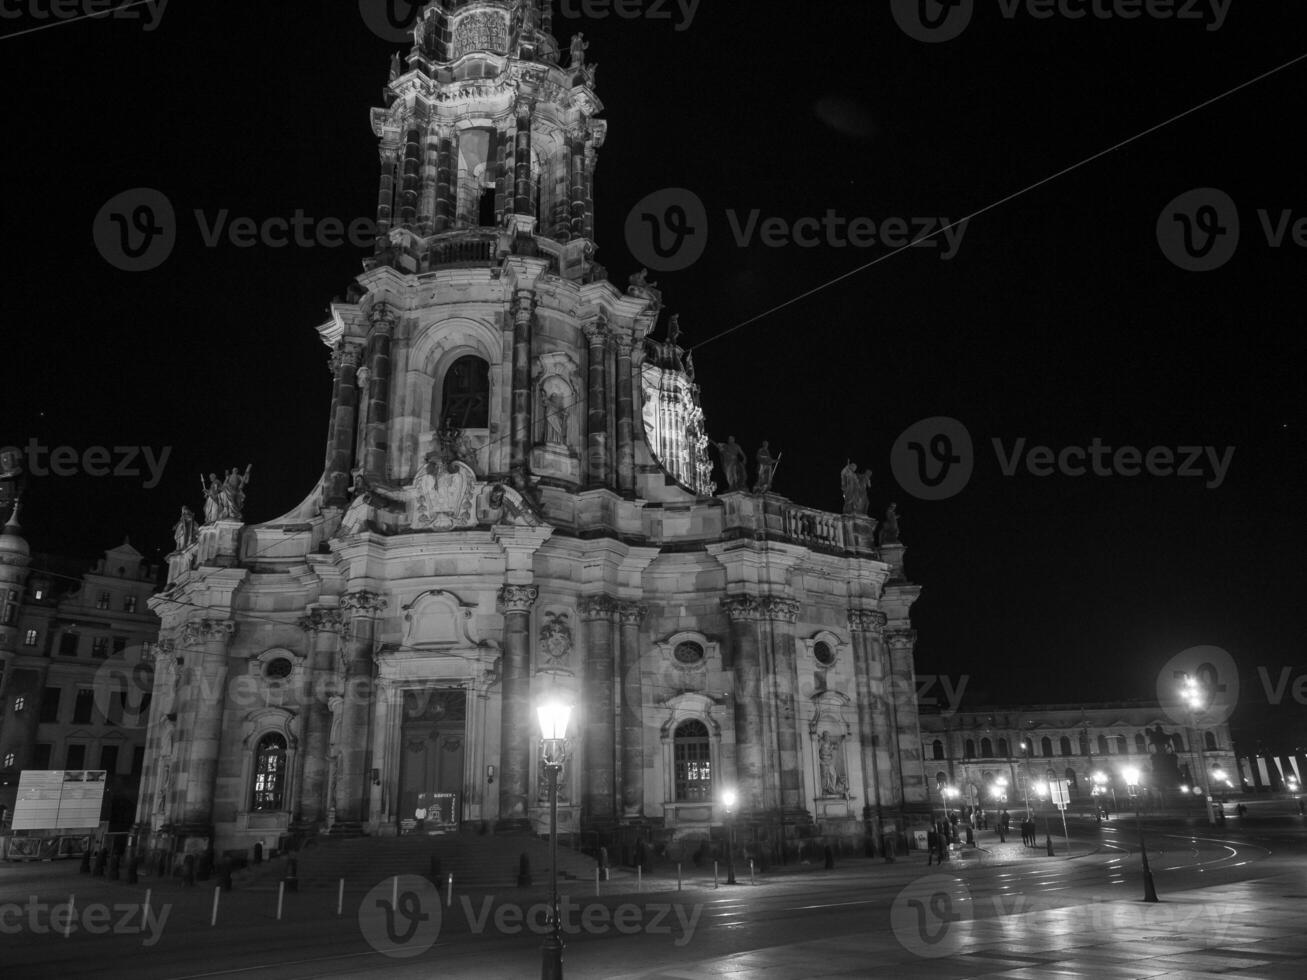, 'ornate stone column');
723,596,768,813
375,145,398,242
434,127,458,233
363,305,395,480
513,98,534,217
323,344,363,510
849,609,889,842
614,335,635,495
400,125,422,230
617,600,646,816
567,127,587,241
297,607,344,825
497,584,539,829
510,289,536,482
179,619,235,833
759,597,804,815
337,591,387,825
885,627,926,804
583,319,611,488
578,595,619,827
